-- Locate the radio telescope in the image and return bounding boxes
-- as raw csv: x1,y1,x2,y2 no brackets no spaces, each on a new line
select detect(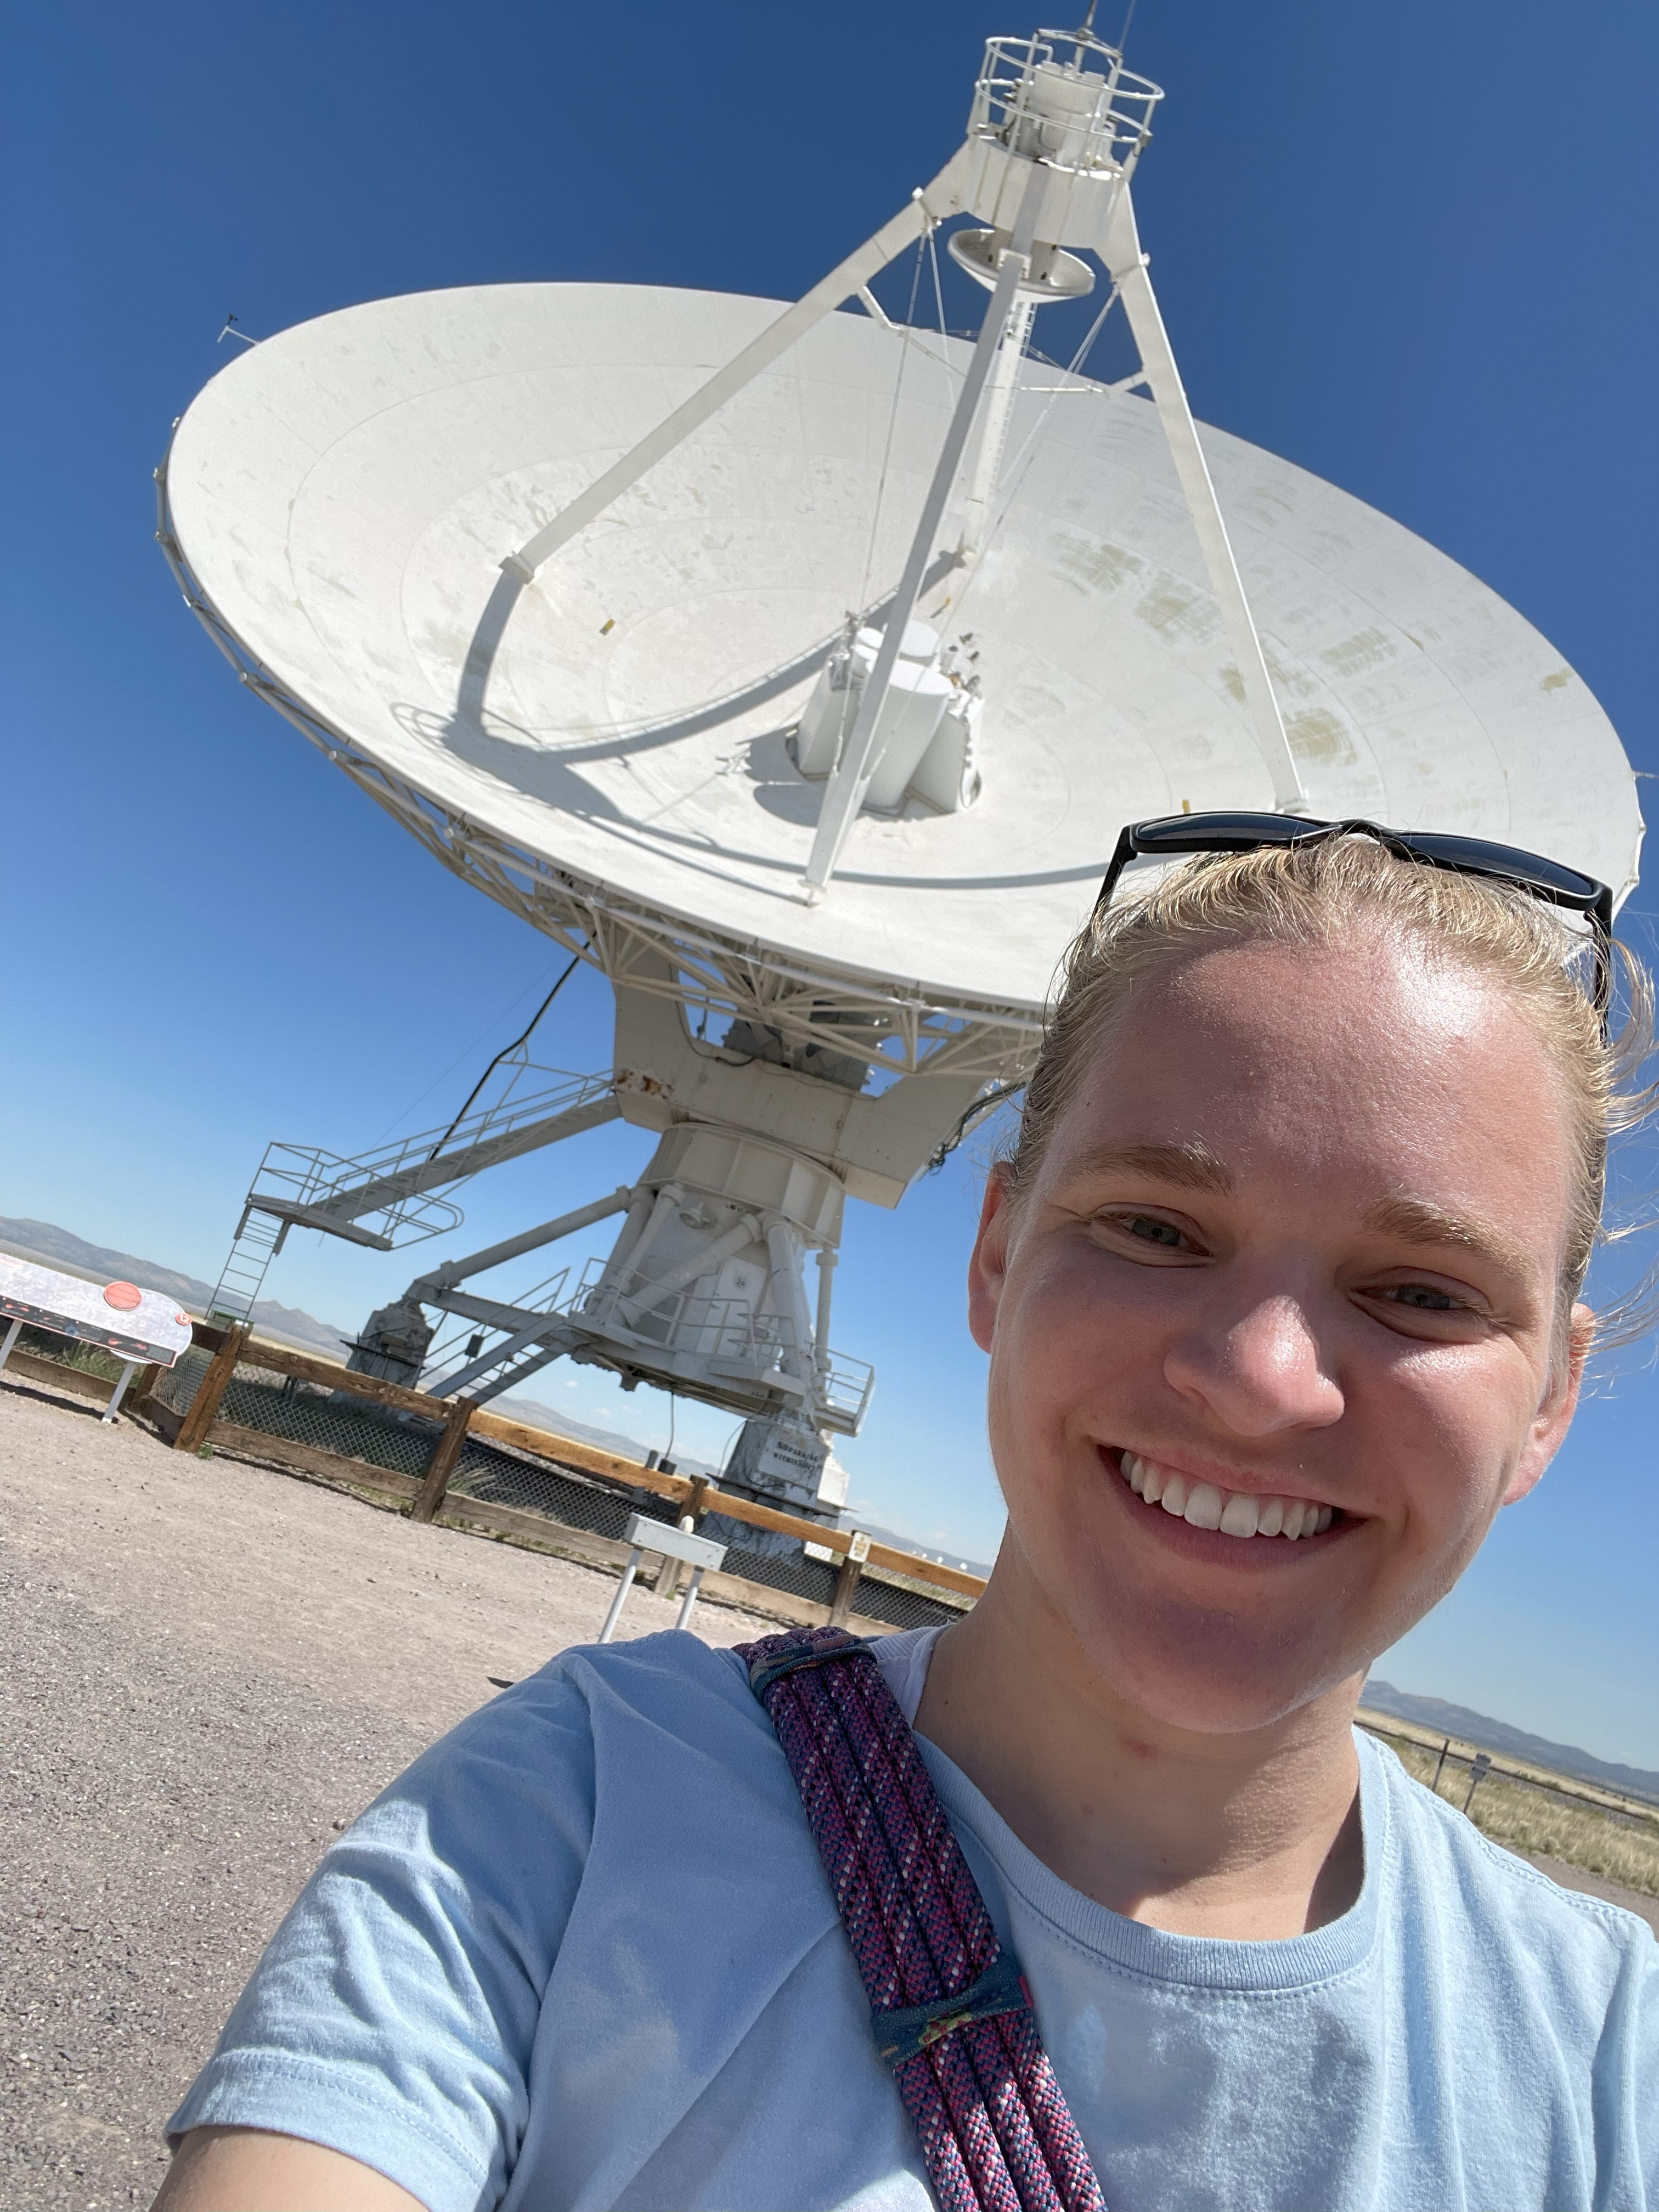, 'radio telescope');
157,26,1640,1530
